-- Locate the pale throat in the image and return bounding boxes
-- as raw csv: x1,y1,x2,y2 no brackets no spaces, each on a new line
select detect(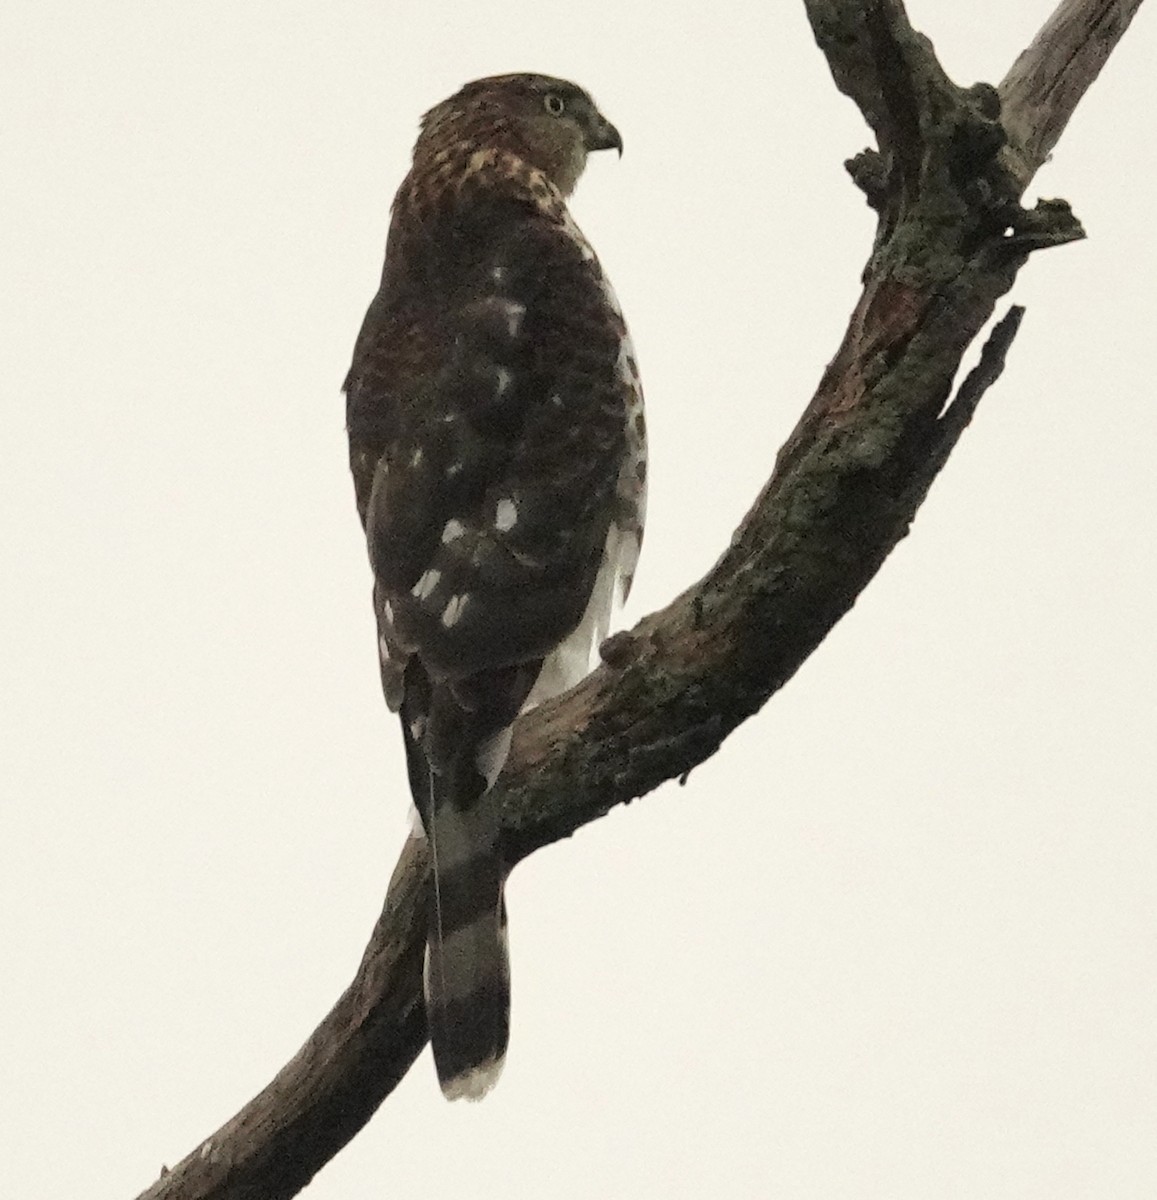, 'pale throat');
549,146,587,197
